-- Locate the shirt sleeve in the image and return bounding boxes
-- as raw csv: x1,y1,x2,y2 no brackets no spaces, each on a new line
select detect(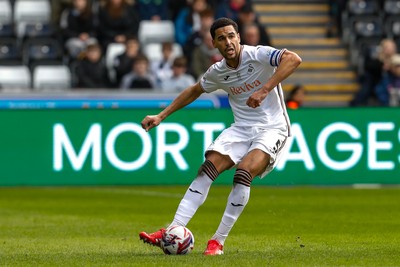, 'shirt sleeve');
199,64,219,93
256,46,287,67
